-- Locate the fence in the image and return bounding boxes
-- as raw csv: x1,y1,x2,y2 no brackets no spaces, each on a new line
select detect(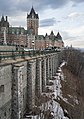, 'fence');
0,49,59,62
